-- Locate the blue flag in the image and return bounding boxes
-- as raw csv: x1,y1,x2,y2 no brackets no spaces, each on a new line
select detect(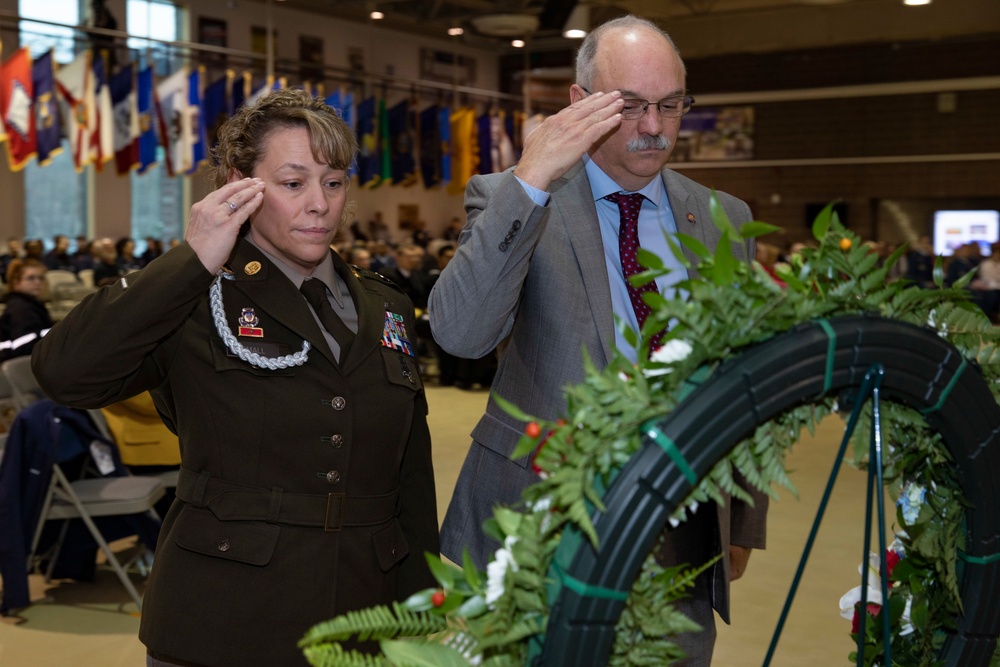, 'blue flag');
418,104,440,189
438,105,451,186
136,65,158,172
202,73,229,158
388,99,415,186
187,68,207,173
31,50,61,166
